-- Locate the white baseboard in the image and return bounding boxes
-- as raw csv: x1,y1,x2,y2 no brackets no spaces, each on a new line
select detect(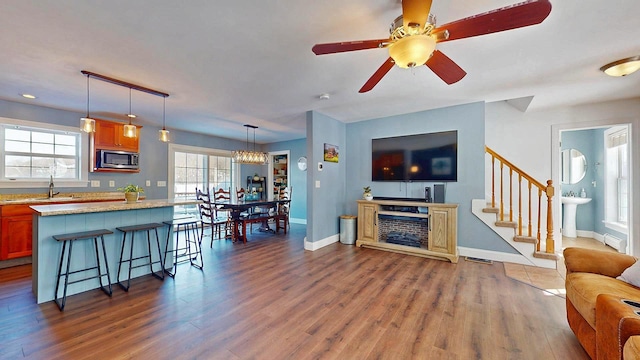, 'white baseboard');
290,217,306,225
304,234,339,251
576,230,597,239
458,246,551,267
